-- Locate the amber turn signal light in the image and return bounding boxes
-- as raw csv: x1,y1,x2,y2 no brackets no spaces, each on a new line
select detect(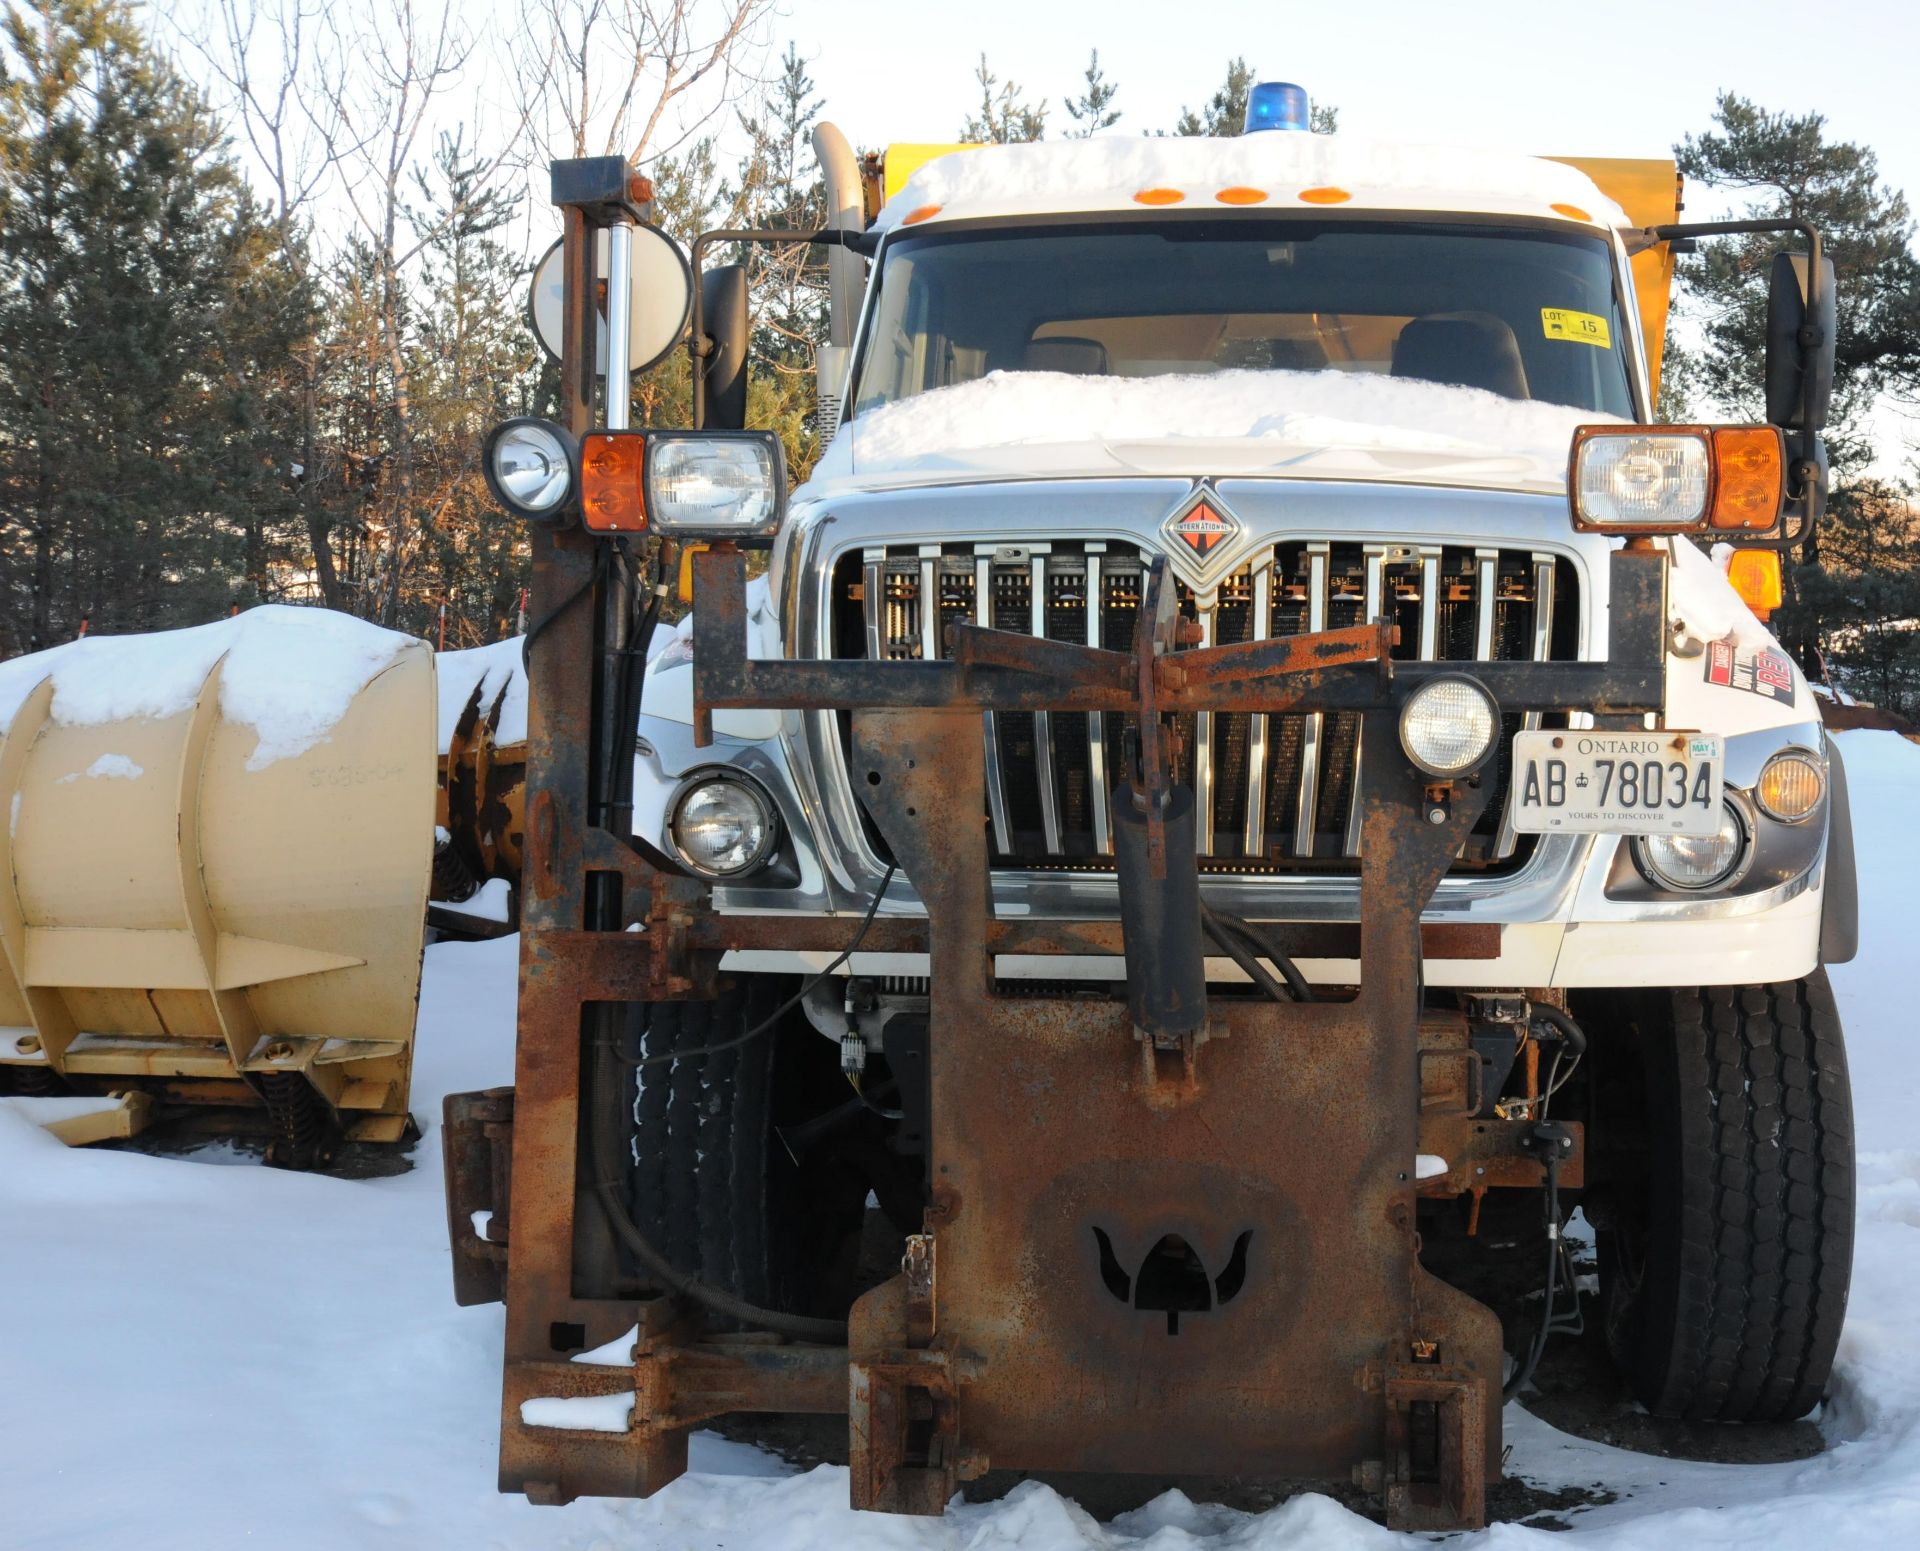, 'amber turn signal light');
1726,548,1784,619
580,431,647,533
1709,427,1785,532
